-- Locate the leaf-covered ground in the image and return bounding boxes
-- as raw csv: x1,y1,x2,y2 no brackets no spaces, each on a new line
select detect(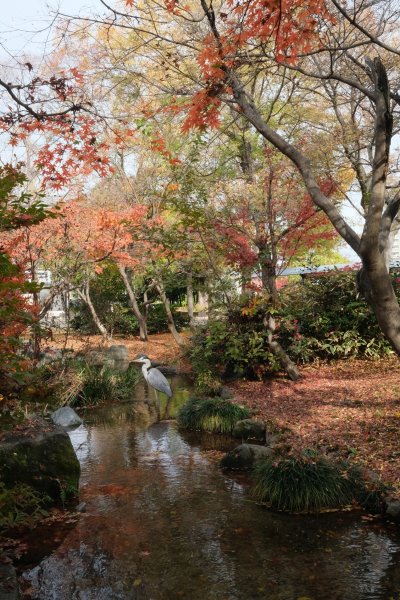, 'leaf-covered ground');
49,332,190,369
230,358,400,498
51,333,400,497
